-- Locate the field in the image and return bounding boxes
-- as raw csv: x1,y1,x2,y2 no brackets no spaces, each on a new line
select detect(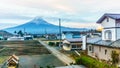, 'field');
0,40,65,68
0,40,50,56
